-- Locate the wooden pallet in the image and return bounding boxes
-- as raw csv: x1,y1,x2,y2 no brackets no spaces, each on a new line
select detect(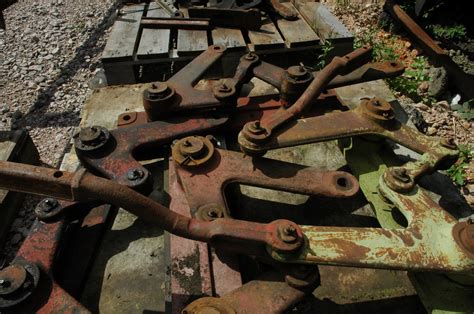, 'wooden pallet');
101,0,353,85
